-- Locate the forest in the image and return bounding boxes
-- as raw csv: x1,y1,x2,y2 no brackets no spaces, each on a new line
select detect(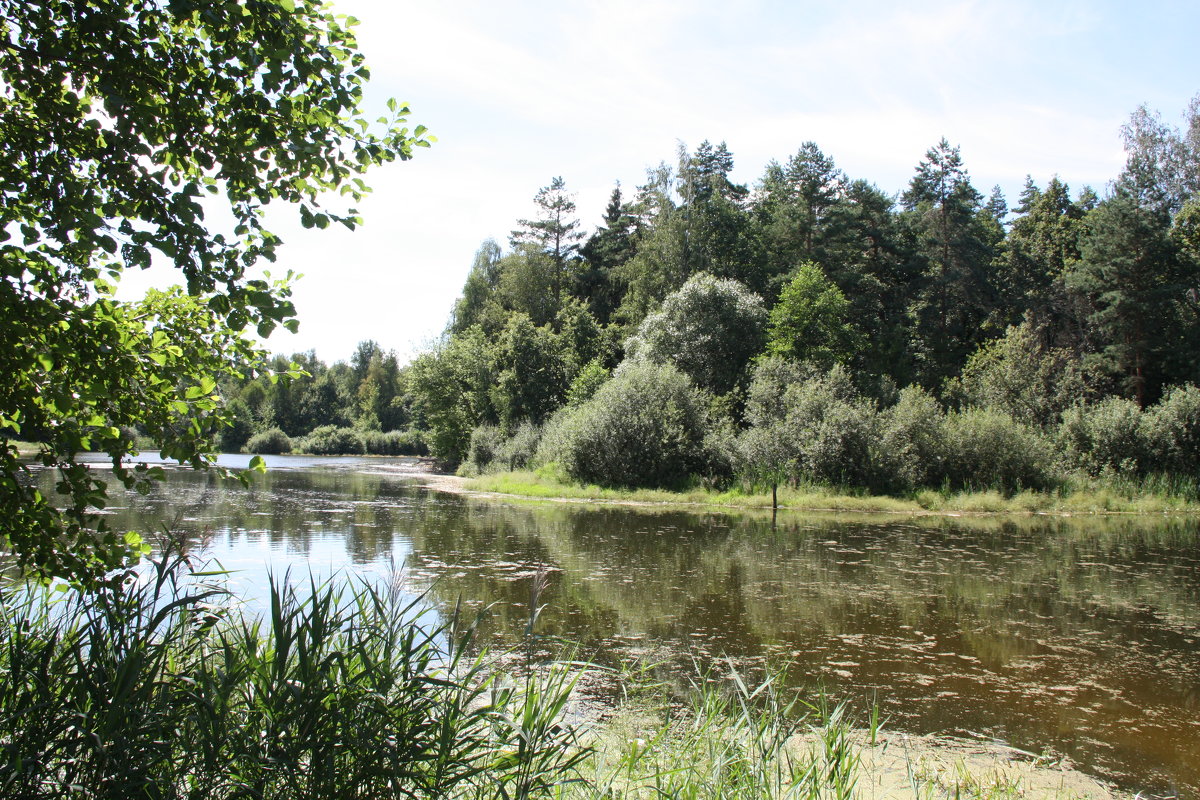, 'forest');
223,97,1200,498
